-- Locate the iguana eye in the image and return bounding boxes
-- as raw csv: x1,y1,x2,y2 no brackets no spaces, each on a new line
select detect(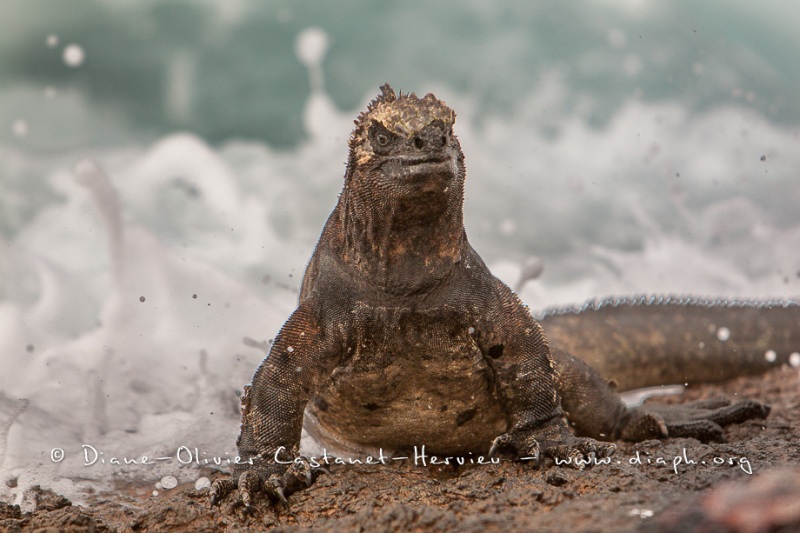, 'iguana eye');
375,132,390,147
